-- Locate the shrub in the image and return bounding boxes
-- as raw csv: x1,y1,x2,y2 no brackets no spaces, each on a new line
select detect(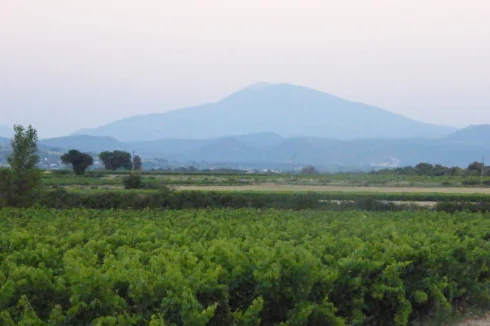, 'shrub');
462,178,480,186
122,174,144,189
